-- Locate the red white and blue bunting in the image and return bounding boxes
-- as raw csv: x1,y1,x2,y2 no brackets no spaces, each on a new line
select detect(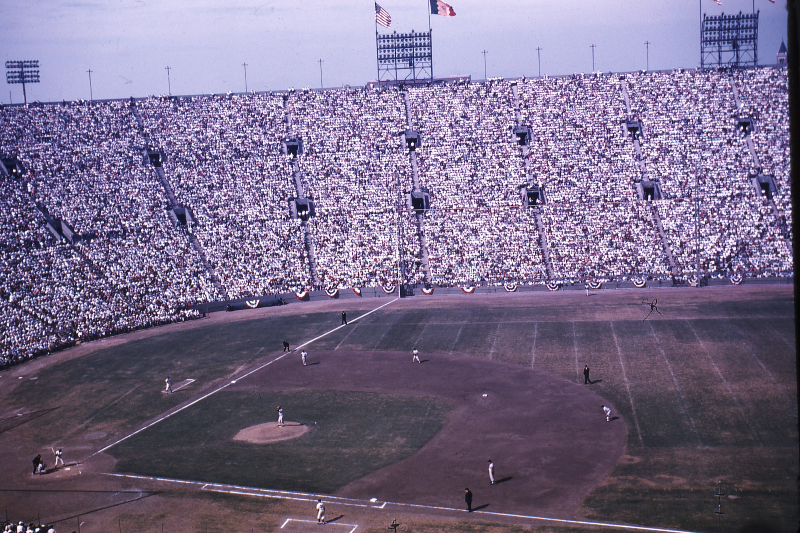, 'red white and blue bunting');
731,274,744,285
546,281,560,291
382,284,396,294
588,280,602,290
503,283,517,293
461,287,475,294
421,286,434,295
294,290,308,300
632,278,646,288
245,299,260,309
352,288,362,296
325,288,339,298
